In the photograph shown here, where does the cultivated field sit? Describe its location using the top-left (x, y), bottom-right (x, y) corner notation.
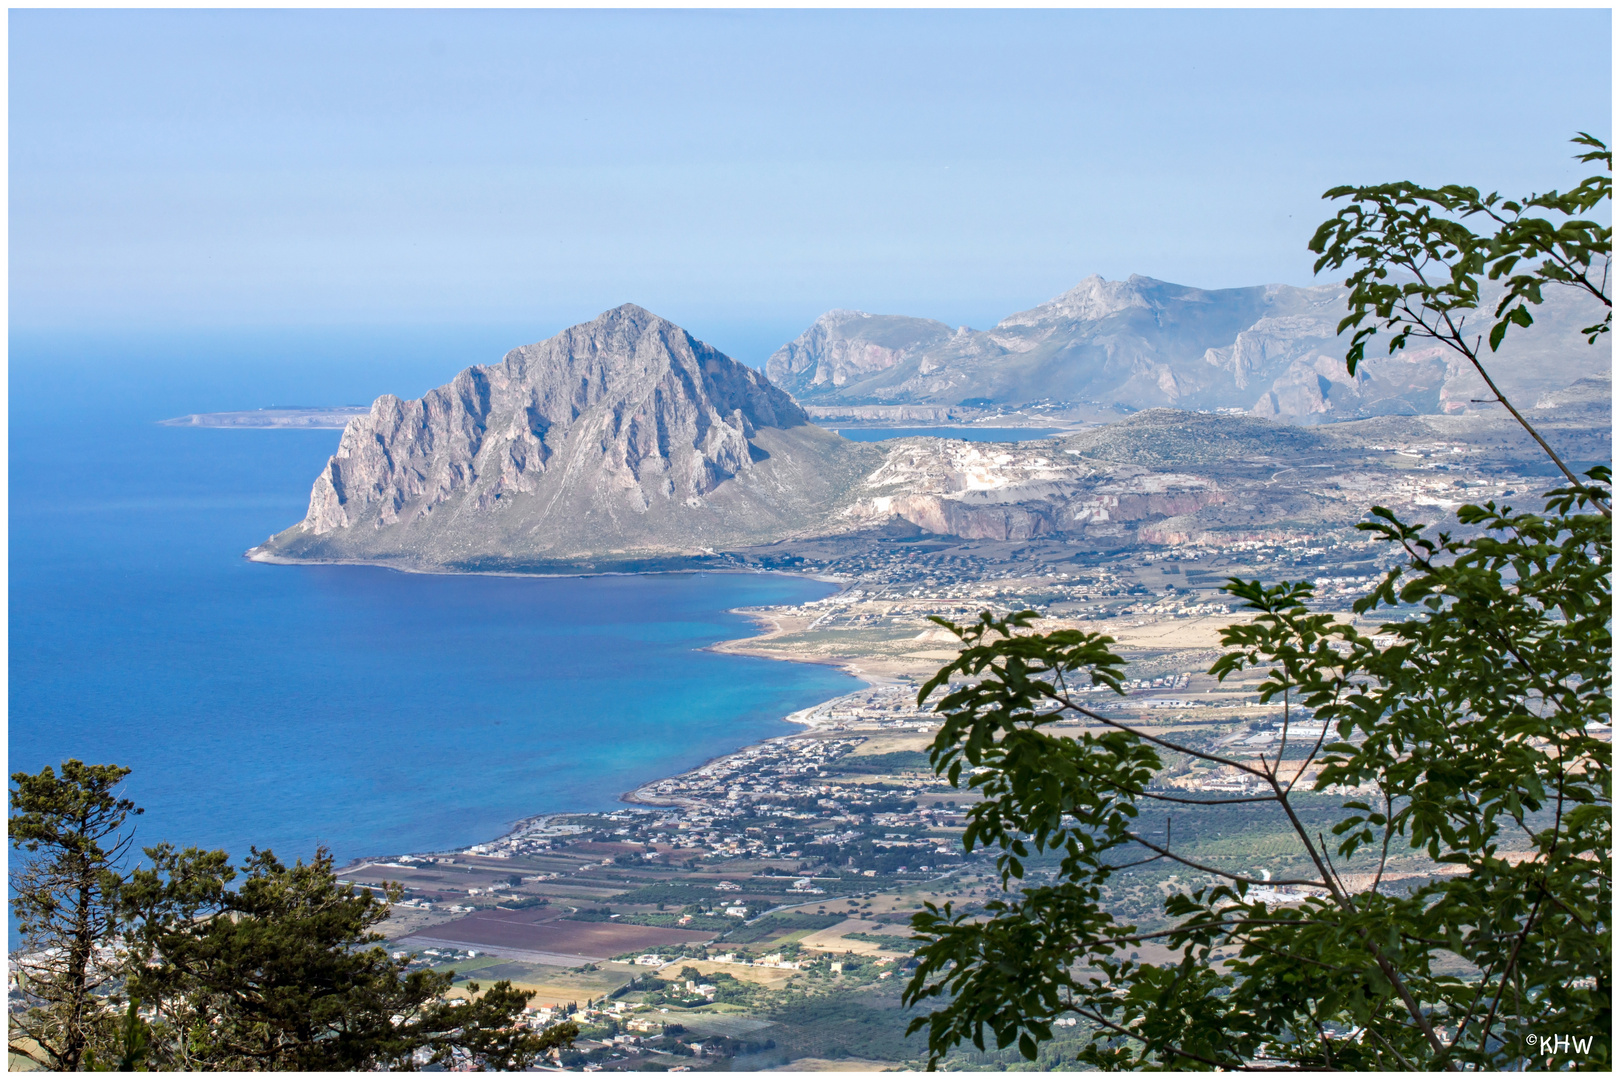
top-left (401, 910), bottom-right (713, 963)
top-left (438, 958), bottom-right (637, 1008)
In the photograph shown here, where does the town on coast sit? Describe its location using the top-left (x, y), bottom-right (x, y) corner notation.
top-left (332, 491), bottom-right (1575, 1070)
top-left (269, 291), bottom-right (1615, 1068)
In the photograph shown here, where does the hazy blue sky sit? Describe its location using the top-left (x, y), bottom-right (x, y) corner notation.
top-left (10, 8), bottom-right (1612, 360)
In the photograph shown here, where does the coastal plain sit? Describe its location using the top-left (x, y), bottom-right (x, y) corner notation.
top-left (332, 395), bottom-right (1608, 1069)
top-left (244, 296), bottom-right (1608, 1068)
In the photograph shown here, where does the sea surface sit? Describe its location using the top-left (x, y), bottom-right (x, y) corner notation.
top-left (830, 426), bottom-right (1061, 442)
top-left (9, 328), bottom-right (862, 868)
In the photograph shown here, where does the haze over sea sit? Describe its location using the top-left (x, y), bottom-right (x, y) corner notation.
top-left (9, 326), bottom-right (863, 866)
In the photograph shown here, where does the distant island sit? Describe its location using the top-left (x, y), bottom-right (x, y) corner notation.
top-left (159, 406), bottom-right (370, 429)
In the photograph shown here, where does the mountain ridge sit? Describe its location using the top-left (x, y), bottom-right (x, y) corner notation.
top-left (255, 303), bottom-right (1609, 573)
top-left (766, 274), bottom-right (1610, 424)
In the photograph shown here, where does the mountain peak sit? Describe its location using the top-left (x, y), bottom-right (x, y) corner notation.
top-left (589, 302), bottom-right (664, 326)
top-left (766, 272), bottom-right (1608, 422)
top-left (996, 274), bottom-right (1156, 328)
top-left (253, 307), bottom-right (879, 568)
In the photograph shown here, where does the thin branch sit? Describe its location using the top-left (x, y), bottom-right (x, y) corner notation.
top-left (1028, 732), bottom-right (1277, 808)
top-left (1236, 937), bottom-right (1358, 976)
top-left (1049, 691), bottom-right (1272, 779)
top-left (1070, 1006), bottom-right (1239, 1070)
top-left (1318, 833), bottom-right (1353, 900)
top-left (1363, 1021), bottom-right (1418, 1071)
top-left (1371, 790), bottom-right (1395, 895)
top-left (1275, 686), bottom-right (1291, 776)
top-left (1411, 262), bottom-right (1600, 504)
top-left (1310, 1009), bottom-right (1338, 1070)
top-left (1538, 889), bottom-right (1595, 935)
top-left (1120, 832), bottom-right (1320, 888)
top-left (1137, 789), bottom-right (1280, 807)
top-left (1472, 885), bottom-right (1548, 1066)
top-left (1262, 771), bottom-right (1455, 1064)
top-left (1082, 917), bottom-right (1329, 949)
top-left (1445, 955), bottom-right (1503, 1062)
top-left (1285, 693), bottom-right (1339, 794)
top-left (1103, 852), bottom-right (1166, 872)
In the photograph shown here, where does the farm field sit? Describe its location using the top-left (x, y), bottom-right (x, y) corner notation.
top-left (401, 910), bottom-right (714, 963)
top-left (796, 918), bottom-right (909, 957)
top-left (435, 957), bottom-right (638, 1008)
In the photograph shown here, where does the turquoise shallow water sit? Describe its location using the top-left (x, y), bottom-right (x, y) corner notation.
top-left (9, 329), bottom-right (862, 865)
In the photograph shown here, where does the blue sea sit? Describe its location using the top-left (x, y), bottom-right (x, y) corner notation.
top-left (830, 426), bottom-right (1061, 442)
top-left (9, 327), bottom-right (862, 867)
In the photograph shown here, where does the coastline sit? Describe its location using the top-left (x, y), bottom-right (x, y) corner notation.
top-left (627, 599), bottom-right (940, 814)
top-left (409, 684), bottom-right (895, 863)
top-left (488, 613), bottom-right (944, 867)
top-left (615, 699), bottom-right (849, 812)
top-left (702, 604), bottom-right (878, 681)
top-left (252, 547), bottom-right (879, 856)
top-left (527, 602), bottom-right (893, 840)
top-left (246, 546), bottom-right (849, 587)
top-left (343, 652), bottom-right (880, 870)
top-left (304, 563), bottom-right (877, 861)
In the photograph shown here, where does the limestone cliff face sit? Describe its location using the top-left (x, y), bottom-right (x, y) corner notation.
top-left (766, 310), bottom-right (956, 391)
top-left (258, 305), bottom-right (880, 567)
top-left (839, 432), bottom-right (1227, 543)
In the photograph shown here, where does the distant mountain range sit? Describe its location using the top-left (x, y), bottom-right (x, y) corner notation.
top-left (254, 301), bottom-right (1609, 571)
top-left (766, 274), bottom-right (1611, 424)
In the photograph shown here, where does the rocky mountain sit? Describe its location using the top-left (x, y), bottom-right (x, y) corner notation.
top-left (254, 303), bottom-right (1607, 572)
top-left (826, 400), bottom-right (1611, 549)
top-left (252, 305), bottom-right (881, 570)
top-left (767, 275), bottom-right (1611, 424)
top-left (1533, 371), bottom-right (1612, 420)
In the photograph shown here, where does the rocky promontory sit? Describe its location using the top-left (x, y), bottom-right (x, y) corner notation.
top-left (252, 305), bottom-right (881, 570)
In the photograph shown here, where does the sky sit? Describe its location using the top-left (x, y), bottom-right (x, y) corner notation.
top-left (9, 8), bottom-right (1614, 364)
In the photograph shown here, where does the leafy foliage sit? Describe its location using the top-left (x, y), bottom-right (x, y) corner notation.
top-left (114, 843), bottom-right (571, 1070)
top-left (8, 761), bottom-right (142, 1071)
top-left (1308, 133), bottom-right (1611, 496)
top-left (902, 475), bottom-right (1610, 1070)
top-left (8, 767), bottom-right (579, 1071)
